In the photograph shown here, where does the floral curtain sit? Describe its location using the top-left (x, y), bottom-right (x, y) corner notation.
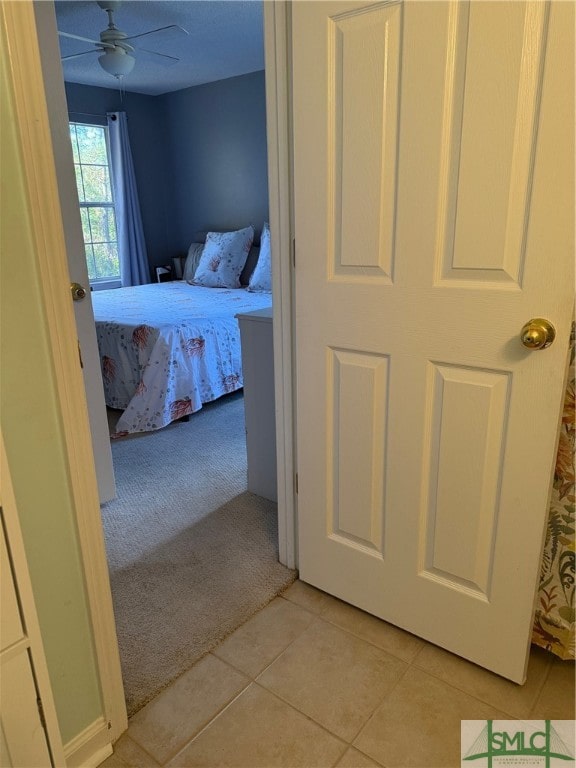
top-left (532, 323), bottom-right (575, 660)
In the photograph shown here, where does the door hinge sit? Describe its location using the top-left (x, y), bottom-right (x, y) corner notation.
top-left (37, 696), bottom-right (47, 730)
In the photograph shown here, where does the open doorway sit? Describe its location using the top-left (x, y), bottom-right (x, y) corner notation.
top-left (35, 1), bottom-right (296, 720)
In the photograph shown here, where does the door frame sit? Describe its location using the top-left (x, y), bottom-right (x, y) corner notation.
top-left (264, 0), bottom-right (298, 570)
top-left (3, 0), bottom-right (298, 745)
top-left (2, 0), bottom-right (127, 744)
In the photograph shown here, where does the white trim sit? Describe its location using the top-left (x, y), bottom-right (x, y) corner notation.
top-left (1, 0), bottom-right (127, 744)
top-left (63, 718), bottom-right (113, 768)
top-left (264, 1), bottom-right (298, 569)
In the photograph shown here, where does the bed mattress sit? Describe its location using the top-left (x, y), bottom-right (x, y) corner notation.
top-left (91, 281), bottom-right (272, 436)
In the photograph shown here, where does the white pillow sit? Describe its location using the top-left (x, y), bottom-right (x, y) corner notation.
top-left (193, 226), bottom-right (254, 288)
top-left (247, 223), bottom-right (272, 292)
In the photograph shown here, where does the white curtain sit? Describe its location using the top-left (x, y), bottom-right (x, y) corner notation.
top-left (107, 111), bottom-right (150, 286)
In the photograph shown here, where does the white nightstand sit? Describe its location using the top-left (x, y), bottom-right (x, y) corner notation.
top-left (236, 308), bottom-right (277, 502)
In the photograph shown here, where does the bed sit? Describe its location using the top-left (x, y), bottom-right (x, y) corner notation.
top-left (92, 281), bottom-right (272, 437)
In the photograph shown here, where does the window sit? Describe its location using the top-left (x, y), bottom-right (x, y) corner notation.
top-left (69, 122), bottom-right (119, 283)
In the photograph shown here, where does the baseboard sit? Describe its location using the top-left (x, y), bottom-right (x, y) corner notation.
top-left (64, 717), bottom-right (113, 768)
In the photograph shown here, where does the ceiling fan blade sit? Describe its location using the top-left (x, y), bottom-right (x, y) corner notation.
top-left (58, 30), bottom-right (114, 48)
top-left (123, 24), bottom-right (189, 43)
top-left (134, 47), bottom-right (180, 66)
top-left (61, 50), bottom-right (99, 62)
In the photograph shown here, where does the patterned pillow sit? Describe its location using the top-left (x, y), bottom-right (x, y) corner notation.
top-left (193, 227), bottom-right (254, 288)
top-left (183, 243), bottom-right (205, 283)
top-left (247, 223), bottom-right (272, 292)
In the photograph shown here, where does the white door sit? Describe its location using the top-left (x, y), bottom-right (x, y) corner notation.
top-left (0, 530), bottom-right (53, 768)
top-left (293, 0), bottom-right (574, 683)
top-left (0, 437), bottom-right (66, 767)
top-left (33, 1), bottom-right (116, 503)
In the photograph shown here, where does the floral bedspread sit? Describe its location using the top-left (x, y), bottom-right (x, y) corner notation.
top-left (92, 282), bottom-right (272, 436)
top-left (532, 323), bottom-right (575, 660)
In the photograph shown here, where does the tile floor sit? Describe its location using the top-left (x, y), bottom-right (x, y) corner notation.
top-left (103, 580), bottom-right (575, 768)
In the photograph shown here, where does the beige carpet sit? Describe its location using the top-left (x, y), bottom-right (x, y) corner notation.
top-left (102, 393), bottom-right (296, 716)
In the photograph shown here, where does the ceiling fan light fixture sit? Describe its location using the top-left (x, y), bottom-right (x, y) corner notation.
top-left (96, 0), bottom-right (122, 11)
top-left (98, 48), bottom-right (135, 78)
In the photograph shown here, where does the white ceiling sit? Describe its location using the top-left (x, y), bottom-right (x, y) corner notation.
top-left (54, 0), bottom-right (264, 96)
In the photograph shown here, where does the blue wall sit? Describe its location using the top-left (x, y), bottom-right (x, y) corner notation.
top-left (160, 70), bottom-right (269, 254)
top-left (64, 70), bottom-right (269, 273)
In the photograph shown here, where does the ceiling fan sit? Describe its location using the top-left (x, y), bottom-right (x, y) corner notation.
top-left (58, 0), bottom-right (189, 80)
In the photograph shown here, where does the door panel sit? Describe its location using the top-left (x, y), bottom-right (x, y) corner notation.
top-left (421, 364), bottom-right (509, 597)
top-left (329, 2), bottom-right (401, 282)
top-left (293, 0), bottom-right (574, 682)
top-left (439, 3), bottom-right (546, 283)
top-left (0, 653), bottom-right (52, 768)
top-left (329, 348), bottom-right (389, 553)
top-left (1, 435), bottom-right (65, 767)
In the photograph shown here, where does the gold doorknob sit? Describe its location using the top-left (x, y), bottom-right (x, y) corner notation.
top-left (70, 282), bottom-right (87, 301)
top-left (520, 318), bottom-right (555, 350)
